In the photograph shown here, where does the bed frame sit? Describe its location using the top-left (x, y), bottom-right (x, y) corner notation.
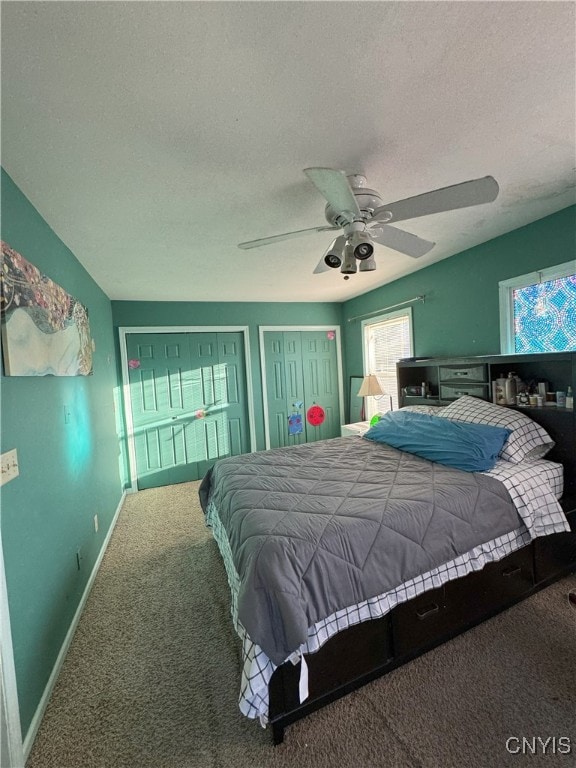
top-left (268, 353), bottom-right (576, 744)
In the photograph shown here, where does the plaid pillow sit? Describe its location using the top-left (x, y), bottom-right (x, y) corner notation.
top-left (436, 395), bottom-right (554, 463)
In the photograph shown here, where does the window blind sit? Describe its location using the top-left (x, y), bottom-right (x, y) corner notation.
top-left (364, 312), bottom-right (412, 417)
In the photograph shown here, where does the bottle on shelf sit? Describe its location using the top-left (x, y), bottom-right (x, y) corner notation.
top-left (566, 386), bottom-right (574, 410)
top-left (494, 375), bottom-right (507, 405)
top-left (505, 372), bottom-right (517, 405)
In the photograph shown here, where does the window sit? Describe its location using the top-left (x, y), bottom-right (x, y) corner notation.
top-left (499, 261), bottom-right (576, 353)
top-left (362, 308), bottom-right (413, 418)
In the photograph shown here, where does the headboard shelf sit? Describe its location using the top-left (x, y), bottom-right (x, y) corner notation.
top-left (397, 352), bottom-right (576, 496)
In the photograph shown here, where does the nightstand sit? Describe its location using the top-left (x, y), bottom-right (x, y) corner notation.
top-left (341, 421), bottom-right (371, 437)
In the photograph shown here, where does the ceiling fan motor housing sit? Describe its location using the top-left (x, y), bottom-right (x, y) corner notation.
top-left (324, 178), bottom-right (384, 226)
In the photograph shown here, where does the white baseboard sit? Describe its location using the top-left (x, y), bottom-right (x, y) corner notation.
top-left (22, 491), bottom-right (126, 760)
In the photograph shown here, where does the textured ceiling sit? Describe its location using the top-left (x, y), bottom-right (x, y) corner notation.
top-left (1, 1), bottom-right (575, 303)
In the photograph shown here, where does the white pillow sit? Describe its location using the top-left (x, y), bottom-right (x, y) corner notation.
top-left (436, 395), bottom-right (554, 463)
top-left (400, 405), bottom-right (446, 415)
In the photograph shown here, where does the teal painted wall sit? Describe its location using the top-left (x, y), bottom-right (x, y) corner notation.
top-left (342, 206), bottom-right (576, 382)
top-left (0, 170), bottom-right (124, 737)
top-left (111, 301), bottom-right (344, 456)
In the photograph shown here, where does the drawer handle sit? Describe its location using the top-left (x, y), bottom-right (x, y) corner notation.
top-left (502, 565), bottom-right (522, 578)
top-left (454, 390), bottom-right (469, 396)
top-left (416, 603), bottom-right (440, 620)
top-left (453, 372), bottom-right (470, 377)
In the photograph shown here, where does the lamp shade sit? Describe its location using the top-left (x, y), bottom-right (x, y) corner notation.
top-left (357, 374), bottom-right (385, 397)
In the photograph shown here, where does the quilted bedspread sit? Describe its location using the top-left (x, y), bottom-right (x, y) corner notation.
top-left (199, 436), bottom-right (521, 665)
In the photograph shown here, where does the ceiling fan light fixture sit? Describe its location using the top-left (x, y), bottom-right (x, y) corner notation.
top-left (359, 255), bottom-right (377, 272)
top-left (322, 234), bottom-right (347, 269)
top-left (325, 253), bottom-right (342, 269)
top-left (354, 241), bottom-right (374, 260)
top-left (345, 228), bottom-right (374, 261)
top-left (340, 242), bottom-right (357, 274)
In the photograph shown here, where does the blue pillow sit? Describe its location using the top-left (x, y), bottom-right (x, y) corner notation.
top-left (363, 410), bottom-right (511, 472)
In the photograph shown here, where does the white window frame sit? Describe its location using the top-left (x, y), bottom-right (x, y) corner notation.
top-left (499, 260), bottom-right (576, 353)
top-left (361, 307), bottom-right (413, 419)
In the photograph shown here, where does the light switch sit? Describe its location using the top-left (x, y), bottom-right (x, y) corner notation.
top-left (1, 449), bottom-right (19, 485)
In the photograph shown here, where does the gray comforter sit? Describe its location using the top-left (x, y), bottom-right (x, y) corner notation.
top-left (199, 436), bottom-right (521, 666)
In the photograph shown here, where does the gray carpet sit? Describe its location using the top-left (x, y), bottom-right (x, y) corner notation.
top-left (26, 481), bottom-right (576, 768)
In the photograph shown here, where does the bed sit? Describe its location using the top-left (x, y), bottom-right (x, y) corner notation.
top-left (199, 392), bottom-right (576, 744)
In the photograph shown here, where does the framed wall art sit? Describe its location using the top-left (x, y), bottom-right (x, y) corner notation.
top-left (0, 241), bottom-right (93, 376)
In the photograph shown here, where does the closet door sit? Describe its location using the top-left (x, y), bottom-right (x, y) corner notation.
top-left (263, 331), bottom-right (306, 448)
top-left (126, 332), bottom-right (249, 489)
top-left (186, 332), bottom-right (250, 479)
top-left (301, 331), bottom-right (340, 443)
top-left (263, 330), bottom-right (341, 449)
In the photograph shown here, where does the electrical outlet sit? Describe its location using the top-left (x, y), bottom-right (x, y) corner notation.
top-left (1, 449), bottom-right (19, 486)
top-left (94, 514), bottom-right (99, 533)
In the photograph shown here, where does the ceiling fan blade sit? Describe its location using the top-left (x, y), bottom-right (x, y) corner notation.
top-left (370, 224), bottom-right (435, 258)
top-left (303, 167), bottom-right (361, 221)
top-left (371, 176), bottom-right (499, 224)
top-left (238, 225), bottom-right (338, 250)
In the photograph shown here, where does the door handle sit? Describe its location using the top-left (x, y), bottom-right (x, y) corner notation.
top-left (416, 603), bottom-right (440, 620)
top-left (501, 565), bottom-right (522, 578)
top-left (172, 411), bottom-right (208, 421)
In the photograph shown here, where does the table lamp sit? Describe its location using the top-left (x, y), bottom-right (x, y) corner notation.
top-left (357, 375), bottom-right (392, 422)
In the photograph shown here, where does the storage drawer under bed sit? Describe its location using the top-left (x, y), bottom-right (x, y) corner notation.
top-left (392, 584), bottom-right (449, 656)
top-left (270, 613), bottom-right (394, 716)
top-left (533, 529), bottom-right (576, 584)
top-left (392, 545), bottom-right (534, 657)
top-left (444, 544), bottom-right (534, 625)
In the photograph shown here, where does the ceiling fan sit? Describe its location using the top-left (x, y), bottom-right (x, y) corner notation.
top-left (238, 168), bottom-right (499, 277)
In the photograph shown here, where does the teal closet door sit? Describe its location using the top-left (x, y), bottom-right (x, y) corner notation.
top-left (127, 332), bottom-right (249, 489)
top-left (263, 331), bottom-right (306, 448)
top-left (263, 330), bottom-right (340, 449)
top-left (301, 331), bottom-right (340, 443)
top-left (186, 332), bottom-right (250, 479)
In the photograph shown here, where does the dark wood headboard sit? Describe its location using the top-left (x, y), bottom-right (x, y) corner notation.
top-left (397, 352), bottom-right (576, 503)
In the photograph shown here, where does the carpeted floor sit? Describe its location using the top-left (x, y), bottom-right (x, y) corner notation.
top-left (26, 481), bottom-right (576, 768)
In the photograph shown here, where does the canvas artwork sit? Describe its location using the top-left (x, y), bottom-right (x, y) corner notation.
top-left (0, 241), bottom-right (93, 376)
